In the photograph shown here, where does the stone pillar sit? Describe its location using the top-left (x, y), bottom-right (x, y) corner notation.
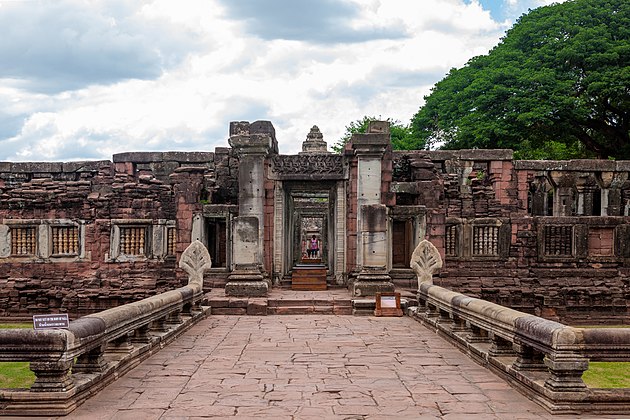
top-left (544, 352), bottom-right (588, 392)
top-left (351, 121), bottom-right (394, 296)
top-left (272, 181), bottom-right (284, 286)
top-left (575, 177), bottom-right (596, 216)
top-left (30, 359), bottom-right (75, 392)
top-left (334, 181), bottom-right (346, 285)
top-left (548, 171), bottom-right (576, 216)
top-left (597, 171), bottom-right (628, 216)
top-left (225, 121), bottom-right (278, 296)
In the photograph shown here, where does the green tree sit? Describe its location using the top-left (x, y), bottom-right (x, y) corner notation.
top-left (412, 0), bottom-right (630, 159)
top-left (332, 116), bottom-right (423, 153)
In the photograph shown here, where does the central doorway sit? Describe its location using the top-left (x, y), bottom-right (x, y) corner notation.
top-left (281, 181), bottom-right (337, 284)
top-left (291, 192), bottom-right (329, 267)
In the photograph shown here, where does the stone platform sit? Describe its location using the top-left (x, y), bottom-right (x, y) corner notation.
top-left (204, 288), bottom-right (418, 316)
top-left (63, 315), bottom-right (556, 419)
top-left (205, 288), bottom-right (354, 315)
top-left (291, 264), bottom-right (327, 291)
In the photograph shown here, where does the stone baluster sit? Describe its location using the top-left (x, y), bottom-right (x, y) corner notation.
top-left (426, 303), bottom-right (439, 319)
top-left (130, 323), bottom-right (152, 345)
top-left (451, 314), bottom-right (470, 333)
top-left (466, 324), bottom-right (490, 343)
top-left (182, 302), bottom-right (194, 316)
top-left (488, 334), bottom-right (516, 357)
top-left (106, 333), bottom-right (134, 356)
top-left (544, 353), bottom-right (588, 392)
top-left (73, 344), bottom-right (107, 373)
top-left (438, 309), bottom-right (452, 325)
top-left (166, 308), bottom-right (183, 326)
top-left (151, 317), bottom-right (168, 332)
top-left (512, 342), bottom-right (546, 371)
top-left (416, 294), bottom-right (427, 311)
top-left (30, 359), bottom-right (75, 392)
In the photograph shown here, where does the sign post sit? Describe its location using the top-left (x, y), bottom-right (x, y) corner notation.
top-left (374, 292), bottom-right (403, 317)
top-left (33, 314), bottom-right (69, 330)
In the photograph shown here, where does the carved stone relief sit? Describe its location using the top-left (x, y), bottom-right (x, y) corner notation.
top-left (179, 240), bottom-right (212, 287)
top-left (410, 239), bottom-right (443, 287)
top-left (270, 155), bottom-right (344, 180)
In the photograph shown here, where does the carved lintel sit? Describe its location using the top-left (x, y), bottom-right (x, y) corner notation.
top-left (270, 155), bottom-right (344, 180)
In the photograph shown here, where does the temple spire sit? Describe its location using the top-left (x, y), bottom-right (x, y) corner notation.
top-left (300, 125), bottom-right (329, 154)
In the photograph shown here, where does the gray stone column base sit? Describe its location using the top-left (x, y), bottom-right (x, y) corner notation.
top-left (352, 270), bottom-right (394, 296)
top-left (225, 270), bottom-right (269, 297)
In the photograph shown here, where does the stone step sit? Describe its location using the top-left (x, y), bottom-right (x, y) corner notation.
top-left (291, 267), bottom-right (327, 291)
top-left (206, 291), bottom-right (355, 316)
top-left (291, 284), bottom-right (327, 291)
top-left (267, 298), bottom-right (352, 307)
top-left (267, 306), bottom-right (353, 315)
top-left (268, 297), bottom-right (352, 315)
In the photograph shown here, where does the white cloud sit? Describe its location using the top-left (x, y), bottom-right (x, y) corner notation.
top-left (0, 0), bottom-right (543, 161)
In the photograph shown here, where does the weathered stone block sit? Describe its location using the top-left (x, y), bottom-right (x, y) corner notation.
top-left (247, 299), bottom-right (267, 315)
top-left (352, 280), bottom-right (394, 297)
top-left (361, 204), bottom-right (387, 232)
top-left (228, 298), bottom-right (248, 308)
top-left (212, 307), bottom-right (247, 315)
top-left (232, 217), bottom-right (259, 266)
top-left (225, 281), bottom-right (268, 297)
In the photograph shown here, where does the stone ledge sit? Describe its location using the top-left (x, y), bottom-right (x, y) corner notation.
top-left (225, 281), bottom-right (269, 297)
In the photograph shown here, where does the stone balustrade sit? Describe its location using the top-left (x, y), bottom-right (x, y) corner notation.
top-left (0, 240), bottom-right (212, 416)
top-left (413, 282), bottom-right (630, 414)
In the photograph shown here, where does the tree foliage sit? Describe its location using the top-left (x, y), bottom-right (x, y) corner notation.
top-left (332, 116), bottom-right (423, 153)
top-left (411, 0), bottom-right (630, 159)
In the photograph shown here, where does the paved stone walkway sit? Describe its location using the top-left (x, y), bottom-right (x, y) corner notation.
top-left (65, 315), bottom-right (559, 419)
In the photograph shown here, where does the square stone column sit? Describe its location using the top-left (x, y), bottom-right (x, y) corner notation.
top-left (351, 121), bottom-right (394, 296)
top-left (225, 216), bottom-right (267, 296)
top-left (353, 204), bottom-right (394, 296)
top-left (225, 121), bottom-right (277, 296)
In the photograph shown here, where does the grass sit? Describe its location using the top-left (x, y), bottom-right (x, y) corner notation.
top-left (0, 323), bottom-right (33, 329)
top-left (0, 362), bottom-right (35, 389)
top-left (0, 323), bottom-right (35, 389)
top-left (573, 326), bottom-right (630, 388)
top-left (582, 362), bottom-right (630, 389)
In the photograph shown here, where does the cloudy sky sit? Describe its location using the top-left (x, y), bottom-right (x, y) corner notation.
top-left (0, 0), bottom-right (562, 161)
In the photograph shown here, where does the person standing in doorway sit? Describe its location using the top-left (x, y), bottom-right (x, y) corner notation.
top-left (309, 235), bottom-right (319, 258)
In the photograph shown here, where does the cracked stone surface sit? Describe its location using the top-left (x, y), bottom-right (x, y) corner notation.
top-left (62, 316), bottom-right (575, 419)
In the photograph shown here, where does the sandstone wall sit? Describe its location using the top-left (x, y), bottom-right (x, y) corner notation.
top-left (0, 150), bottom-right (237, 318)
top-left (1, 141), bottom-right (629, 325)
top-left (392, 150), bottom-right (630, 325)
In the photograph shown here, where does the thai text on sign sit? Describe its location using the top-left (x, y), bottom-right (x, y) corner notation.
top-left (33, 314), bottom-right (69, 330)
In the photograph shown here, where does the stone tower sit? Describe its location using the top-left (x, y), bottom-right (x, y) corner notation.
top-left (300, 125), bottom-right (329, 154)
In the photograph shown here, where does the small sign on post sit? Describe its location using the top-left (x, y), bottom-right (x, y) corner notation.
top-left (374, 292), bottom-right (403, 317)
top-left (33, 314), bottom-right (69, 330)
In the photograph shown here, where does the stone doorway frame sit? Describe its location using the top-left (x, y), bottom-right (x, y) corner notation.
top-left (272, 180), bottom-right (346, 286)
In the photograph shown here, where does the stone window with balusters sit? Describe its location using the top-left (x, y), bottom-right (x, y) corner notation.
top-left (0, 220), bottom-right (84, 260)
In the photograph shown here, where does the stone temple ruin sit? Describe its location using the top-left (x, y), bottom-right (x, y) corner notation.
top-left (1, 120), bottom-right (630, 416)
top-left (0, 121), bottom-right (630, 323)
top-left (0, 119), bottom-right (629, 325)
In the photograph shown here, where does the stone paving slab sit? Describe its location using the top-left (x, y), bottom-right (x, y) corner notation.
top-left (56, 315), bottom-right (607, 419)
